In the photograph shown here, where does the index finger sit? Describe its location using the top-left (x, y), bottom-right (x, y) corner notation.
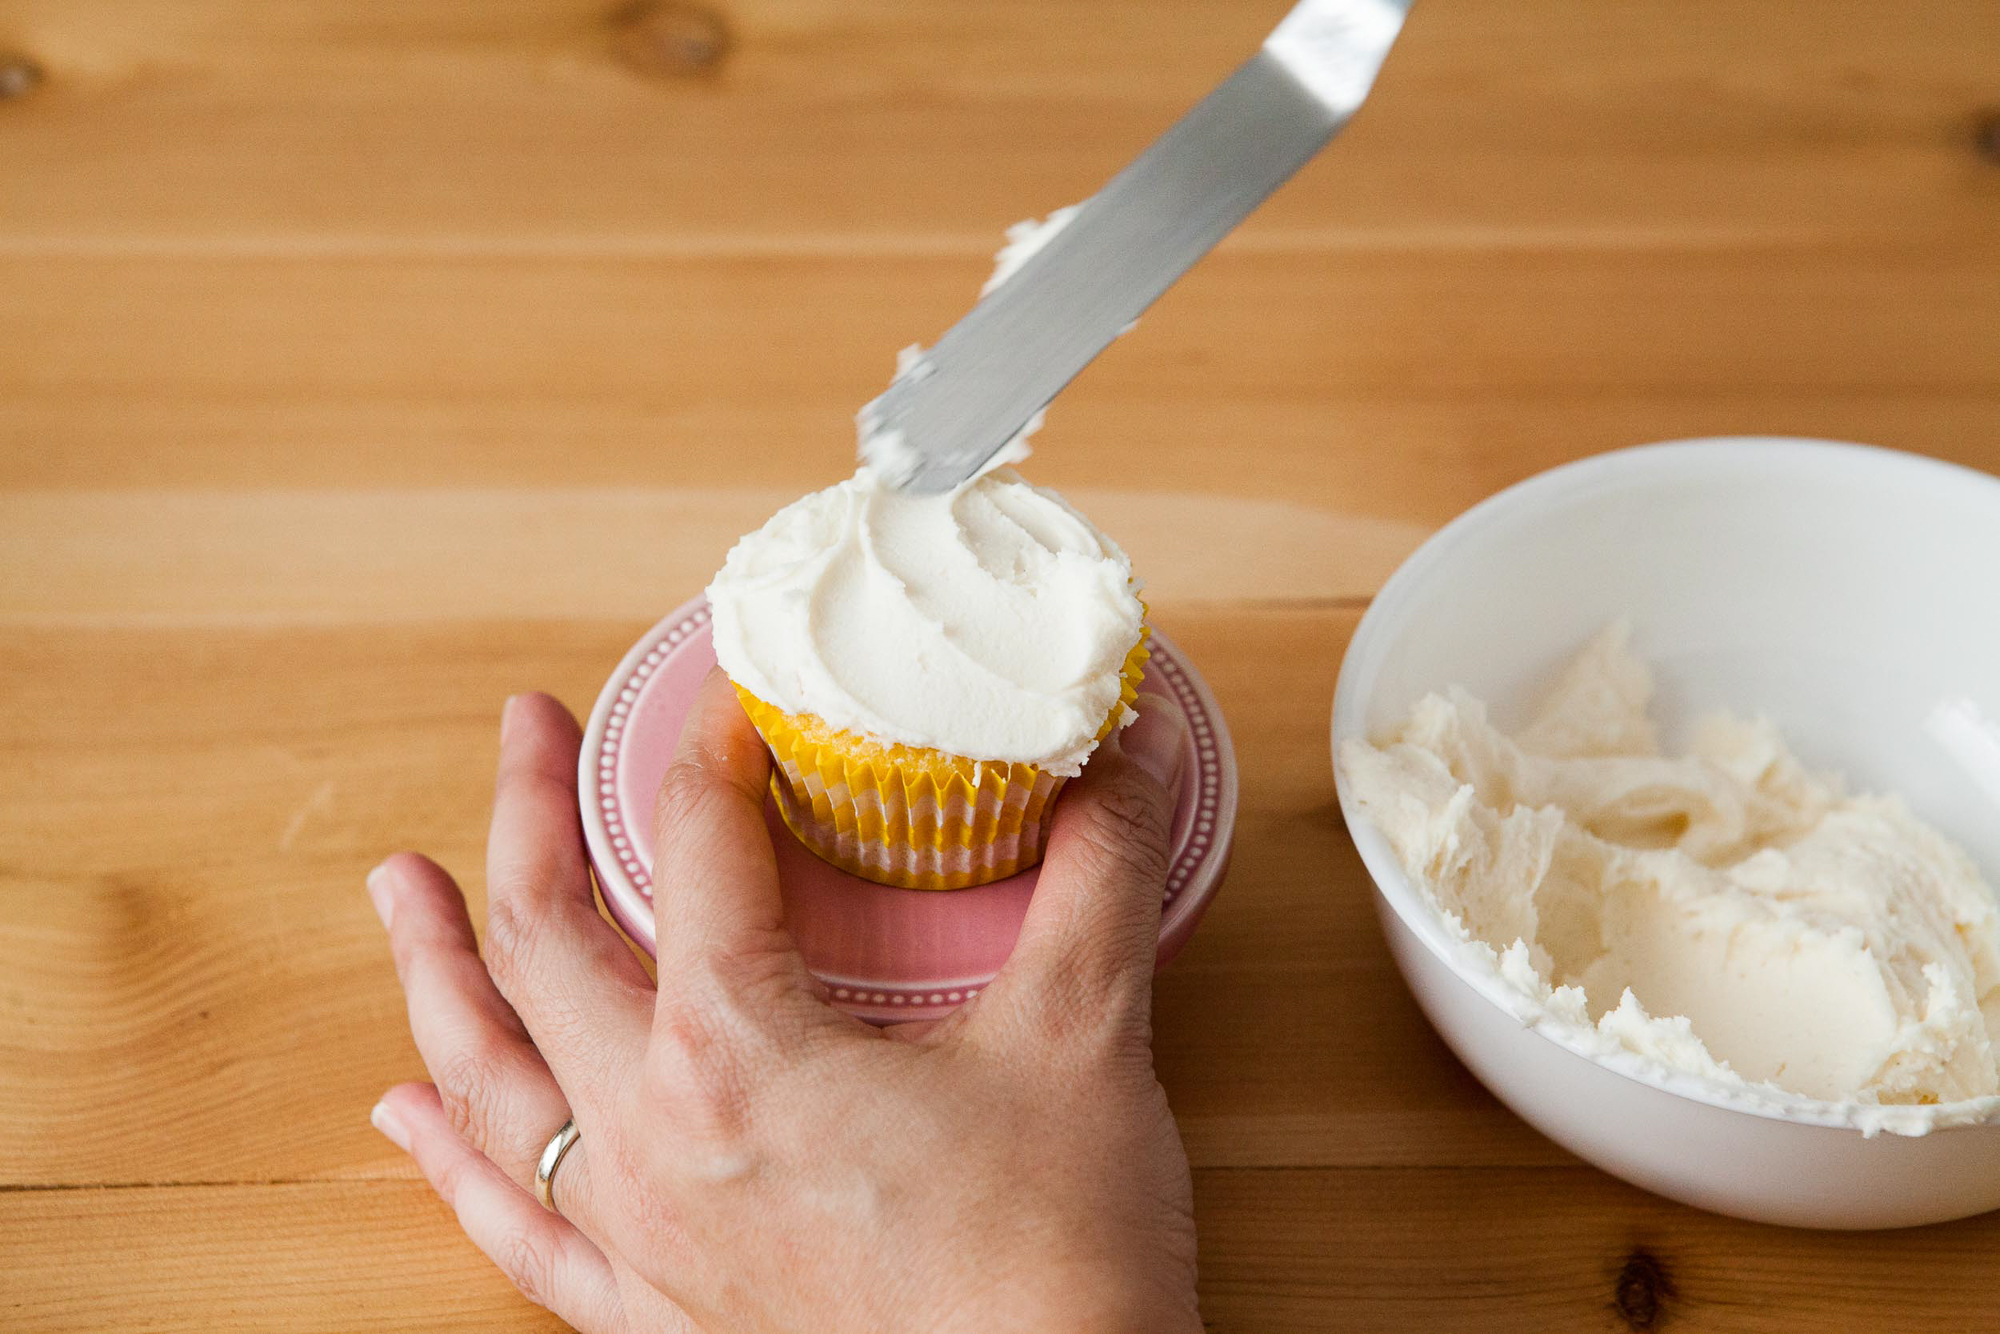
top-left (650, 668), bottom-right (809, 1003)
top-left (483, 694), bottom-right (654, 1100)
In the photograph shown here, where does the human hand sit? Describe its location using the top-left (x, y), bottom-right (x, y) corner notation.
top-left (367, 670), bottom-right (1200, 1333)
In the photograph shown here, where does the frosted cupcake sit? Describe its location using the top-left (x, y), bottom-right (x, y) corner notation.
top-left (706, 455), bottom-right (1147, 890)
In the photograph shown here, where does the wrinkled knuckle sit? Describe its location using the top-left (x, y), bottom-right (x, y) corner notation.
top-left (1086, 773), bottom-right (1175, 882)
top-left (497, 1228), bottom-right (560, 1310)
top-left (657, 744), bottom-right (765, 839)
top-left (436, 1043), bottom-right (516, 1150)
top-left (1064, 928), bottom-right (1144, 1000)
top-left (481, 893), bottom-right (545, 991)
top-left (1029, 935), bottom-right (1155, 1054)
top-left (702, 938), bottom-right (806, 1009)
top-left (654, 759), bottom-right (719, 835)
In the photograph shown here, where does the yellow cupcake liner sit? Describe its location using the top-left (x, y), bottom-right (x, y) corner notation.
top-left (736, 627), bottom-right (1149, 891)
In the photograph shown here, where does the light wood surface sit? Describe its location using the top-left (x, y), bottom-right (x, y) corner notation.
top-left (3, 0), bottom-right (1997, 1329)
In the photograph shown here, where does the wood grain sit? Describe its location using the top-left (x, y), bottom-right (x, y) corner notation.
top-left (5, 0), bottom-right (2000, 1328)
top-left (9, 393), bottom-right (2000, 511)
top-left (6, 248), bottom-right (1997, 523)
top-left (10, 1169), bottom-right (2000, 1333)
top-left (1191, 1166), bottom-right (2000, 1332)
top-left (0, 494), bottom-right (1424, 623)
top-left (4, 1), bottom-right (1996, 251)
top-left (0, 1183), bottom-right (573, 1334)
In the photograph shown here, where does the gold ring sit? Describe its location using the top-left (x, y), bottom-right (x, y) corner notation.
top-left (534, 1118), bottom-right (581, 1214)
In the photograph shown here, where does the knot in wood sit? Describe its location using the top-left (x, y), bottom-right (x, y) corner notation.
top-left (0, 54), bottom-right (44, 101)
top-left (1613, 1248), bottom-right (1676, 1331)
top-left (611, 1), bottom-right (731, 80)
top-left (1975, 109), bottom-right (2000, 166)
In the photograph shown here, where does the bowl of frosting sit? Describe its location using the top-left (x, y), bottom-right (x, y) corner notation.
top-left (1332, 437), bottom-right (2000, 1228)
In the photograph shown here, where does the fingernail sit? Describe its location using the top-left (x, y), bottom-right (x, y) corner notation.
top-left (500, 694), bottom-right (525, 745)
top-left (370, 1098), bottom-right (412, 1153)
top-left (365, 860), bottom-right (396, 930)
top-left (1122, 705), bottom-right (1188, 793)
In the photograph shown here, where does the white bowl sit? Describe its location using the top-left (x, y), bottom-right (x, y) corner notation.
top-left (1331, 438), bottom-right (2000, 1229)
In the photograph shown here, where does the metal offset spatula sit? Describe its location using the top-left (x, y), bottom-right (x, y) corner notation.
top-left (859, 0), bottom-right (1414, 494)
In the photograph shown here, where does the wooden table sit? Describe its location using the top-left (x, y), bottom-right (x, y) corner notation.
top-left (4, 1), bottom-right (1998, 1328)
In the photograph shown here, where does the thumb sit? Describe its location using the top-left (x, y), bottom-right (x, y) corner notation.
top-left (985, 703), bottom-right (1182, 1036)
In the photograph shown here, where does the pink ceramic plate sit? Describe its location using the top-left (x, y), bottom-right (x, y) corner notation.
top-left (581, 597), bottom-right (1237, 1022)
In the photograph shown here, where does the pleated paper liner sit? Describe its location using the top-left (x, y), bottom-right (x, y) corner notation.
top-left (735, 629), bottom-right (1149, 890)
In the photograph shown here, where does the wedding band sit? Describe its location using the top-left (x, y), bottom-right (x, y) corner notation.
top-left (534, 1118), bottom-right (582, 1214)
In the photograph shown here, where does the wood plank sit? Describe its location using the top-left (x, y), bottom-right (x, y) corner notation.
top-left (1190, 1165), bottom-right (2000, 1332)
top-left (13, 250), bottom-right (1995, 400)
top-left (0, 1181), bottom-right (568, 1334)
top-left (9, 396), bottom-right (2000, 532)
top-left (6, 249), bottom-right (1998, 525)
top-left (9, 1168), bottom-right (2000, 1332)
top-left (3, 1), bottom-right (1996, 251)
top-left (0, 490), bottom-right (1420, 624)
top-left (0, 609), bottom-right (1574, 1186)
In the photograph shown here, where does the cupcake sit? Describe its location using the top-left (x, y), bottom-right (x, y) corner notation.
top-left (705, 456), bottom-right (1147, 890)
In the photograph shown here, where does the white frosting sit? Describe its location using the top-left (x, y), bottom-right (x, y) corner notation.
top-left (981, 205), bottom-right (1079, 294)
top-left (856, 344), bottom-right (1048, 496)
top-left (1340, 623), bottom-right (2000, 1135)
top-left (706, 458), bottom-right (1143, 775)
top-left (856, 207), bottom-right (1080, 484)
